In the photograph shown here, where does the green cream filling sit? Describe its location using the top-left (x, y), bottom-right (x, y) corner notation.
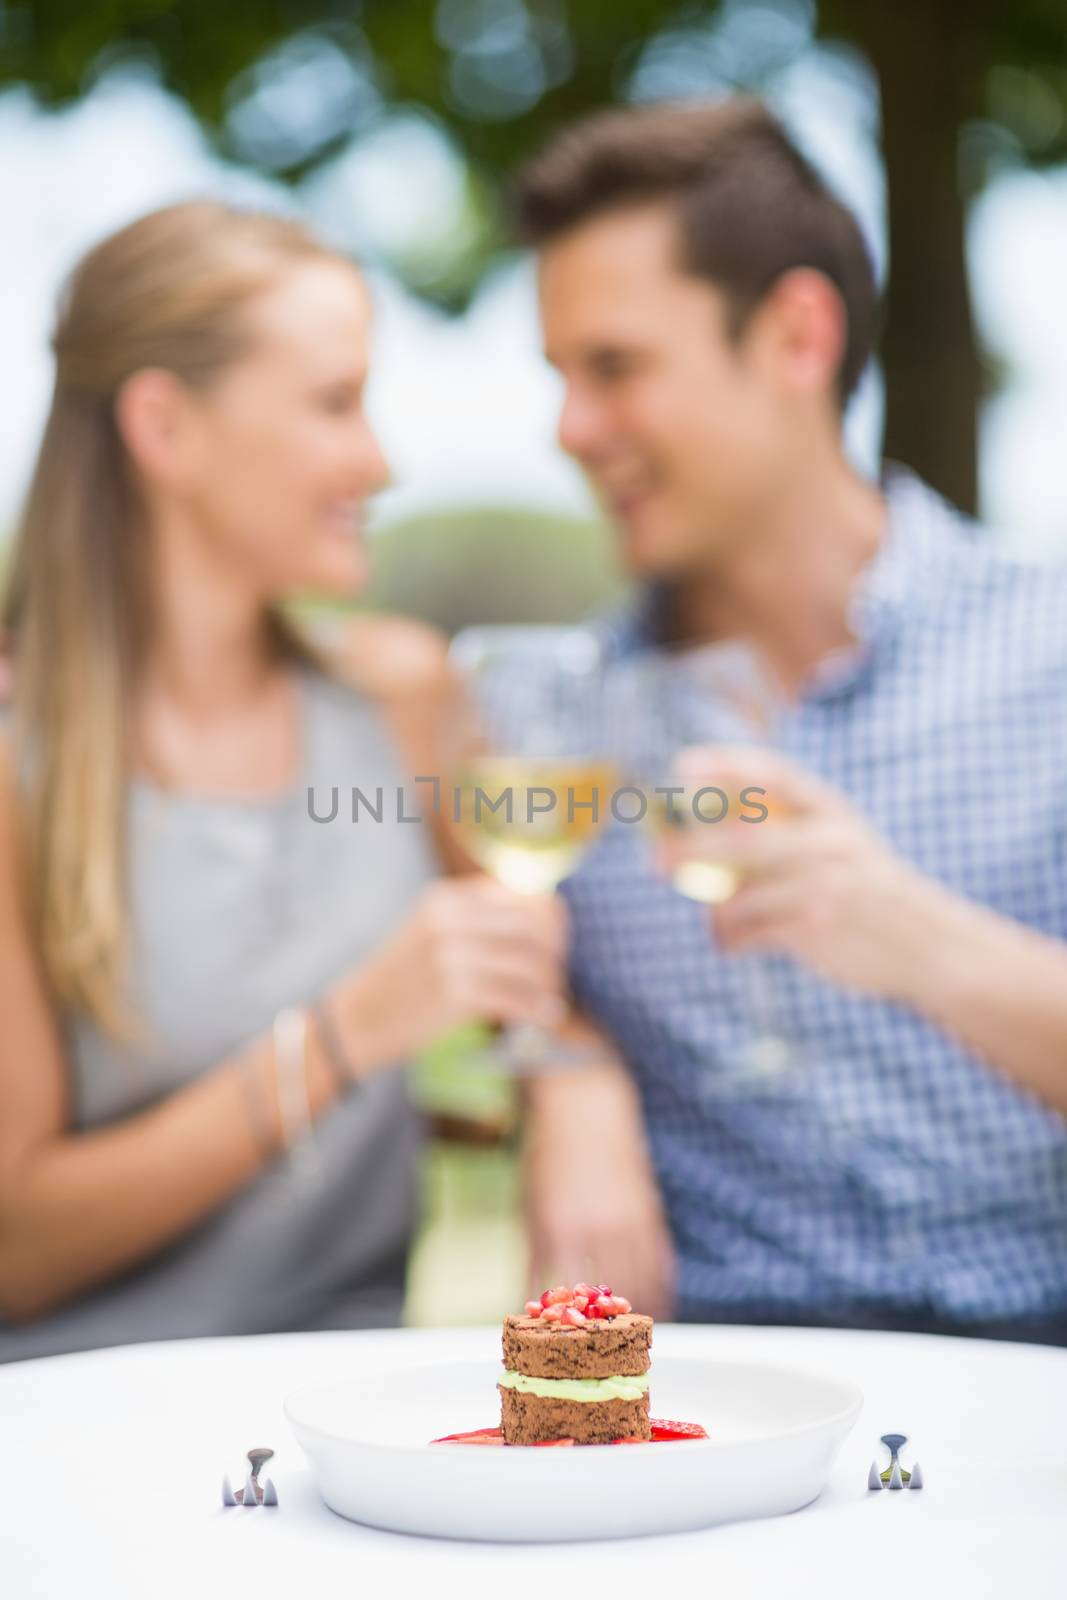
top-left (498, 1370), bottom-right (650, 1403)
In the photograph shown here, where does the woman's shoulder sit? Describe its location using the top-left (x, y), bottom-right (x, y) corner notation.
top-left (307, 613), bottom-right (455, 803)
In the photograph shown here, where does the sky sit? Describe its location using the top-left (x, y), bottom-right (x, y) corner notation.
top-left (1, 57), bottom-right (1066, 558)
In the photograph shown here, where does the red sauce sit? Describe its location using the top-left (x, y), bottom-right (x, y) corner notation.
top-left (431, 1419), bottom-right (708, 1446)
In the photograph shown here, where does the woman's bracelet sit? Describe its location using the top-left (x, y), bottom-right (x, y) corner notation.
top-left (311, 995), bottom-right (362, 1094)
top-left (237, 999), bottom-right (355, 1176)
top-left (272, 1005), bottom-right (321, 1190)
top-left (239, 1045), bottom-right (278, 1162)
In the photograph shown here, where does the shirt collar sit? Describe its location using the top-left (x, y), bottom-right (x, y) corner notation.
top-left (613, 467), bottom-right (965, 701)
top-left (808, 465), bottom-right (968, 698)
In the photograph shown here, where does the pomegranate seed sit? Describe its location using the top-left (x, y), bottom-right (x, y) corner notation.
top-left (561, 1305), bottom-right (587, 1326)
top-left (611, 1295), bottom-right (632, 1314)
top-left (595, 1284), bottom-right (612, 1296)
top-left (571, 1295), bottom-right (589, 1312)
top-left (546, 1285), bottom-right (572, 1305)
top-left (540, 1302), bottom-right (565, 1322)
top-left (572, 1282), bottom-right (597, 1300)
top-left (524, 1301), bottom-right (542, 1318)
top-left (593, 1294), bottom-right (614, 1316)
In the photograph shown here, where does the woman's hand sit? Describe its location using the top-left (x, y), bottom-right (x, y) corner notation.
top-left (522, 1052), bottom-right (677, 1322)
top-left (333, 876), bottom-right (569, 1075)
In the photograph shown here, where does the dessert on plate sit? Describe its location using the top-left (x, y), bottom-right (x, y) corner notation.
top-left (430, 1284), bottom-right (707, 1446)
top-left (499, 1284), bottom-right (652, 1445)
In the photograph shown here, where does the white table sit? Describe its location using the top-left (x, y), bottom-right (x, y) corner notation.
top-left (2, 1323), bottom-right (1063, 1598)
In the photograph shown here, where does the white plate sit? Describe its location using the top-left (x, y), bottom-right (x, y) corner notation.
top-left (285, 1353), bottom-right (863, 1541)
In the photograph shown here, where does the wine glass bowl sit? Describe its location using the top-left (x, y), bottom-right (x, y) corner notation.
top-left (647, 781), bottom-right (790, 905)
top-left (451, 753), bottom-right (617, 896)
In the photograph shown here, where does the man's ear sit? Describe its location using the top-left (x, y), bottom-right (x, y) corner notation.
top-left (757, 267), bottom-right (847, 402)
top-left (114, 368), bottom-right (197, 490)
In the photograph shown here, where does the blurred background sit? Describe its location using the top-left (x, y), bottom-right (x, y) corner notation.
top-left (2, 0), bottom-right (1066, 1322)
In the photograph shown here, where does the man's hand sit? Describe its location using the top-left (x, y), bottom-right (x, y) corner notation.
top-left (665, 746), bottom-right (960, 1005)
top-left (522, 1051), bottom-right (676, 1322)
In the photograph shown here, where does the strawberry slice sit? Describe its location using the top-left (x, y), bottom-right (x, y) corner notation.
top-left (531, 1437), bottom-right (576, 1447)
top-left (649, 1419), bottom-right (709, 1440)
top-left (608, 1435), bottom-right (647, 1445)
top-left (431, 1425), bottom-right (504, 1444)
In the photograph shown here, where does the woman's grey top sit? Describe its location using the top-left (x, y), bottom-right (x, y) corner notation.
top-left (0, 666), bottom-right (436, 1361)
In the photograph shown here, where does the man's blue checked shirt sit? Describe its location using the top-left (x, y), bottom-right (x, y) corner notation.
top-left (562, 470), bottom-right (1067, 1323)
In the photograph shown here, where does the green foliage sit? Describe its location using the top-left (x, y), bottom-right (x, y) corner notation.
top-left (406, 1139), bottom-right (524, 1325)
top-left (411, 1021), bottom-right (517, 1125)
top-left (6, 1), bottom-right (1065, 503)
top-left (363, 503), bottom-right (625, 632)
top-left (6, 2), bottom-right (1066, 273)
top-left (293, 503), bottom-right (626, 635)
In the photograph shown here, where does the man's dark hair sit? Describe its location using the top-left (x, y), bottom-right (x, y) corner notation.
top-left (513, 98), bottom-right (878, 406)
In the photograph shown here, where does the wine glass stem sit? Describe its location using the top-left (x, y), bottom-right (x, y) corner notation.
top-left (738, 954), bottom-right (791, 1077)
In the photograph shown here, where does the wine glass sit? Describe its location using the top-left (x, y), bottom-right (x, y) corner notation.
top-left (447, 625), bottom-right (616, 1072)
top-left (605, 638), bottom-right (794, 1088)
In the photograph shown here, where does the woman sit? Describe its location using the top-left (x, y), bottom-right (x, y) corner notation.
top-left (0, 202), bottom-right (571, 1359)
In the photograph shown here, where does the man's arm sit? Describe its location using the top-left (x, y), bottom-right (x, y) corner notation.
top-left (888, 880), bottom-right (1067, 1116)
top-left (521, 1011), bottom-right (677, 1320)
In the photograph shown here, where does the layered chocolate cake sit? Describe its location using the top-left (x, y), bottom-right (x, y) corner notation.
top-left (498, 1284), bottom-right (653, 1445)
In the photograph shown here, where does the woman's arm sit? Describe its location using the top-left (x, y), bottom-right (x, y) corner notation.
top-left (0, 740), bottom-right (567, 1321)
top-left (333, 615), bottom-right (678, 1309)
top-left (325, 612), bottom-right (477, 873)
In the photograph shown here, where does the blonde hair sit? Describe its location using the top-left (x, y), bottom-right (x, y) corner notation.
top-left (2, 201), bottom-right (350, 1035)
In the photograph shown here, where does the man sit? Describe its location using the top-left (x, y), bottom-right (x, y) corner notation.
top-left (519, 99), bottom-right (1067, 1341)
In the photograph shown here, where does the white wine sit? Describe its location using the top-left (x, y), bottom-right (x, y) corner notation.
top-left (647, 786), bottom-right (784, 904)
top-left (454, 757), bottom-right (616, 893)
top-left (670, 857), bottom-right (743, 905)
